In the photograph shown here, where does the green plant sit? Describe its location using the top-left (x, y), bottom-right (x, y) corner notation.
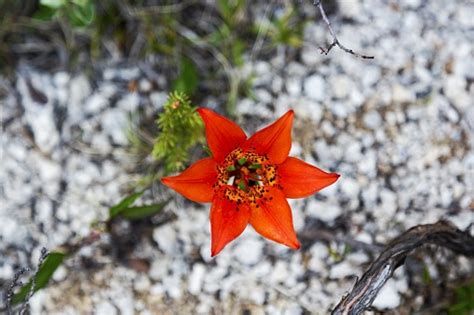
top-left (34, 0), bottom-right (95, 27)
top-left (152, 92), bottom-right (204, 174)
top-left (448, 281), bottom-right (474, 315)
top-left (265, 6), bottom-right (304, 48)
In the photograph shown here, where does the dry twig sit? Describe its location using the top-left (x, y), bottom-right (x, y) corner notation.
top-left (331, 221), bottom-right (474, 315)
top-left (314, 0), bottom-right (374, 59)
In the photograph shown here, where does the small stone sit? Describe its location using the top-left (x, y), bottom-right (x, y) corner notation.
top-left (95, 301), bottom-right (118, 315)
top-left (392, 84), bottom-right (415, 104)
top-left (304, 75), bottom-right (326, 101)
top-left (340, 177), bottom-right (360, 199)
top-left (286, 78), bottom-right (302, 96)
top-left (254, 88), bottom-right (273, 104)
top-left (150, 92), bottom-right (168, 109)
top-left (330, 75), bottom-right (352, 99)
top-left (373, 280), bottom-right (401, 309)
top-left (363, 110), bottom-right (382, 129)
top-left (338, 0), bottom-right (362, 18)
top-left (139, 79), bottom-right (152, 92)
top-left (101, 109), bottom-right (128, 145)
top-left (134, 275), bottom-right (151, 292)
top-left (306, 199), bottom-right (341, 222)
top-left (188, 263), bottom-right (206, 295)
top-left (153, 225), bottom-right (177, 255)
top-left (329, 261), bottom-right (355, 279)
top-left (301, 44), bottom-right (323, 66)
top-left (233, 237), bottom-right (263, 265)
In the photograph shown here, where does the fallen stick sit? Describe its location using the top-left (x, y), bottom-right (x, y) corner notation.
top-left (331, 220), bottom-right (474, 315)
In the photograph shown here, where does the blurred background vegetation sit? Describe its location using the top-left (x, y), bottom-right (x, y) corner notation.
top-left (0, 0), bottom-right (313, 115)
top-left (0, 0), bottom-right (317, 179)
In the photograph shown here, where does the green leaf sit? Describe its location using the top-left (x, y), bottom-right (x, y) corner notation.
top-left (40, 0), bottom-right (65, 9)
top-left (109, 191), bottom-right (145, 219)
top-left (172, 58), bottom-right (199, 95)
top-left (12, 252), bottom-right (66, 305)
top-left (120, 202), bottom-right (167, 220)
top-left (33, 4), bottom-right (58, 21)
top-left (66, 0), bottom-right (95, 27)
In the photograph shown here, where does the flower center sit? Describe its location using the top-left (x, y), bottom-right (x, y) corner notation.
top-left (225, 157), bottom-right (263, 192)
top-left (214, 148), bottom-right (279, 195)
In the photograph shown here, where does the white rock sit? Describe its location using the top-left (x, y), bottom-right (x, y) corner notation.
top-left (404, 0), bottom-right (421, 9)
top-left (101, 109), bottom-right (129, 145)
top-left (153, 225), bottom-right (177, 255)
top-left (139, 79), bottom-right (152, 92)
top-left (304, 75), bottom-right (326, 101)
top-left (269, 261), bottom-right (289, 284)
top-left (254, 88), bottom-right (273, 104)
top-left (233, 237), bottom-right (263, 265)
top-left (283, 303), bottom-right (303, 315)
top-left (306, 199), bottom-right (341, 222)
top-left (338, 0), bottom-right (362, 18)
top-left (150, 91), bottom-right (167, 109)
top-left (286, 78), bottom-right (302, 96)
top-left (188, 263), bottom-right (206, 295)
top-left (340, 177), bottom-right (360, 199)
top-left (301, 44), bottom-right (323, 66)
top-left (373, 280), bottom-right (401, 309)
top-left (54, 71), bottom-right (70, 87)
top-left (292, 98), bottom-right (323, 123)
top-left (329, 102), bottom-right (351, 118)
top-left (25, 108), bottom-right (59, 153)
top-left (363, 110), bottom-right (382, 129)
top-left (329, 261), bottom-right (355, 279)
top-left (330, 75), bottom-right (352, 99)
top-left (392, 84), bottom-right (415, 104)
top-left (362, 66), bottom-right (381, 87)
top-left (85, 93), bottom-right (108, 114)
top-left (134, 275), bottom-right (151, 292)
top-left (117, 92), bottom-right (140, 112)
top-left (272, 75), bottom-right (284, 93)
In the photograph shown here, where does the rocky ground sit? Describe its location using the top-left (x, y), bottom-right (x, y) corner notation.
top-left (1, 0), bottom-right (473, 314)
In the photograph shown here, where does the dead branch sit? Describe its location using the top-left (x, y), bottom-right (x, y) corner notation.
top-left (313, 0), bottom-right (374, 59)
top-left (4, 247), bottom-right (50, 315)
top-left (331, 220), bottom-right (474, 315)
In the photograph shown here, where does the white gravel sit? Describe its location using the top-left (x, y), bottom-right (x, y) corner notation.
top-left (1, 0), bottom-right (473, 314)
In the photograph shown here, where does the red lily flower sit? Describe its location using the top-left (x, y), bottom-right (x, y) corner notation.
top-left (162, 108), bottom-right (339, 256)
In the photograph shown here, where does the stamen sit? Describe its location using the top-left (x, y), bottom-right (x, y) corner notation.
top-left (227, 176), bottom-right (235, 186)
top-left (238, 157), bottom-right (247, 165)
top-left (226, 165), bottom-right (237, 172)
top-left (237, 180), bottom-right (247, 191)
top-left (248, 163), bottom-right (261, 170)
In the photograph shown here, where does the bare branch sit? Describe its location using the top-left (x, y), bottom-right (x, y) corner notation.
top-left (3, 248), bottom-right (50, 315)
top-left (331, 220), bottom-right (474, 315)
top-left (5, 267), bottom-right (29, 315)
top-left (314, 0), bottom-right (374, 59)
top-left (20, 248), bottom-right (49, 315)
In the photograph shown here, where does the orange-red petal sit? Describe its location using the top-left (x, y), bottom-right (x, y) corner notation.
top-left (249, 187), bottom-right (300, 249)
top-left (279, 157), bottom-right (340, 198)
top-left (243, 110), bottom-right (294, 164)
top-left (197, 108), bottom-right (247, 163)
top-left (161, 158), bottom-right (217, 203)
top-left (210, 187), bottom-right (251, 256)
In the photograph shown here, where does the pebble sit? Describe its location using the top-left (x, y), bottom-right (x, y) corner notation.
top-left (233, 237), bottom-right (264, 265)
top-left (188, 264), bottom-right (206, 295)
top-left (372, 280), bottom-right (401, 309)
top-left (153, 225), bottom-right (177, 255)
top-left (304, 75), bottom-right (326, 101)
top-left (306, 199), bottom-right (341, 222)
